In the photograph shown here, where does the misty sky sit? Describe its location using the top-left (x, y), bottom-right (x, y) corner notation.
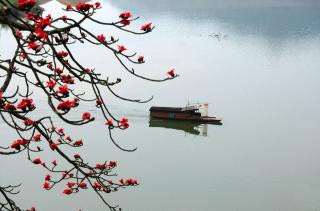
top-left (110, 0), bottom-right (320, 11)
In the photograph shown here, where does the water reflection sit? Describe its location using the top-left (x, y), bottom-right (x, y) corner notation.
top-left (149, 118), bottom-right (216, 136)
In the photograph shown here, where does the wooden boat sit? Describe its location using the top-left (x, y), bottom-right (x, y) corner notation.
top-left (149, 104), bottom-right (222, 124)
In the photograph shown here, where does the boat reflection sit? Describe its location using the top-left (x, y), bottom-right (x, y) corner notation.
top-left (149, 118), bottom-right (221, 136)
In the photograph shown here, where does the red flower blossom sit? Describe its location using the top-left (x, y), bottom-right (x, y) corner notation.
top-left (52, 160), bottom-right (57, 166)
top-left (74, 154), bottom-right (81, 159)
top-left (43, 182), bottom-right (50, 190)
top-left (73, 139), bottom-right (83, 146)
top-left (75, 2), bottom-right (92, 12)
top-left (61, 15), bottom-right (67, 22)
top-left (58, 84), bottom-right (69, 95)
top-left (97, 34), bottom-right (106, 43)
top-left (49, 142), bottom-right (58, 151)
top-left (24, 119), bottom-right (34, 126)
top-left (54, 68), bottom-right (63, 74)
top-left (61, 74), bottom-right (74, 84)
top-left (119, 12), bottom-right (132, 20)
top-left (17, 98), bottom-right (35, 111)
top-left (67, 182), bottom-right (75, 188)
top-left (17, 0), bottom-right (36, 10)
top-left (57, 128), bottom-right (64, 134)
top-left (57, 51), bottom-right (68, 58)
top-left (117, 45), bottom-right (127, 53)
top-left (28, 42), bottom-right (42, 52)
top-left (66, 136), bottom-right (72, 142)
top-left (109, 160), bottom-right (117, 167)
top-left (19, 53), bottom-right (25, 60)
top-left (33, 157), bottom-right (42, 164)
top-left (96, 99), bottom-right (102, 106)
top-left (93, 182), bottom-right (102, 189)
top-left (119, 178), bottom-right (124, 184)
top-left (94, 2), bottom-right (101, 7)
top-left (167, 69), bottom-right (175, 77)
top-left (105, 119), bottom-right (113, 126)
top-left (96, 163), bottom-right (106, 170)
top-left (138, 55), bottom-right (144, 63)
top-left (141, 22), bottom-right (152, 32)
top-left (125, 178), bottom-right (138, 185)
top-left (15, 31), bottom-right (23, 39)
top-left (78, 182), bottom-right (87, 189)
top-left (57, 100), bottom-right (76, 111)
top-left (45, 174), bottom-right (51, 181)
top-left (35, 28), bottom-right (48, 40)
top-left (120, 19), bottom-right (131, 26)
top-left (66, 4), bottom-right (72, 10)
top-left (82, 112), bottom-right (91, 120)
top-left (119, 118), bottom-right (129, 128)
top-left (4, 103), bottom-right (16, 111)
top-left (46, 80), bottom-right (56, 89)
top-left (63, 188), bottom-right (73, 195)
top-left (33, 134), bottom-right (41, 141)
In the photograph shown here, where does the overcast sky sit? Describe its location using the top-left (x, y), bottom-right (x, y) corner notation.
top-left (110, 0), bottom-right (320, 11)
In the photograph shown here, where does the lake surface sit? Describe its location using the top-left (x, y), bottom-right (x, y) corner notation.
top-left (1, 1), bottom-right (320, 210)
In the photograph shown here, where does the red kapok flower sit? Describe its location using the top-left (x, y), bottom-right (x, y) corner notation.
top-left (94, 2), bottom-right (101, 7)
top-left (57, 51), bottom-right (68, 58)
top-left (73, 139), bottom-right (83, 146)
top-left (75, 2), bottom-right (92, 12)
top-left (120, 19), bottom-right (131, 26)
top-left (46, 80), bottom-right (56, 89)
top-left (105, 119), bottom-right (113, 126)
top-left (15, 31), bottom-right (23, 39)
top-left (119, 12), bottom-right (132, 20)
top-left (138, 55), bottom-right (144, 63)
top-left (78, 182), bottom-right (87, 189)
top-left (82, 112), bottom-right (91, 120)
top-left (109, 160), bottom-right (117, 167)
top-left (45, 174), bottom-right (51, 181)
top-left (66, 4), bottom-right (72, 10)
top-left (117, 45), bottom-right (127, 53)
top-left (33, 157), bottom-right (42, 164)
top-left (119, 118), bottom-right (129, 128)
top-left (24, 119), bottom-right (34, 126)
top-left (52, 160), bottom-right (57, 166)
top-left (141, 22), bottom-right (152, 32)
top-left (17, 0), bottom-right (36, 10)
top-left (33, 134), bottom-right (41, 141)
top-left (93, 182), bottom-right (102, 189)
top-left (67, 182), bottom-right (75, 188)
top-left (97, 34), bottom-right (106, 43)
top-left (63, 188), bottom-right (73, 195)
top-left (167, 69), bottom-right (175, 77)
top-left (96, 99), bottom-right (102, 106)
top-left (43, 182), bottom-right (50, 190)
top-left (61, 15), bottom-right (67, 22)
top-left (4, 103), bottom-right (16, 111)
top-left (58, 84), bottom-right (69, 95)
top-left (49, 142), bottom-right (58, 151)
top-left (74, 154), bottom-right (81, 159)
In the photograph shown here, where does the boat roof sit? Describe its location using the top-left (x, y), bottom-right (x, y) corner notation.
top-left (149, 106), bottom-right (198, 112)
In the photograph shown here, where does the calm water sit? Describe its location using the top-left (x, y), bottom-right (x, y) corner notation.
top-left (1, 1), bottom-right (320, 210)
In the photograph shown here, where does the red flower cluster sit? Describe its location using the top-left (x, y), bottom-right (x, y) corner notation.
top-left (28, 42), bottom-right (42, 52)
top-left (75, 2), bottom-right (93, 12)
top-left (141, 23), bottom-right (152, 32)
top-left (73, 139), bottom-right (83, 146)
top-left (24, 119), bottom-right (34, 126)
top-left (63, 188), bottom-right (73, 195)
top-left (58, 84), bottom-right (69, 95)
top-left (33, 134), bottom-right (41, 141)
top-left (138, 55), bottom-right (144, 63)
top-left (97, 34), bottom-right (106, 43)
top-left (78, 182), bottom-right (87, 189)
top-left (118, 45), bottom-right (127, 53)
top-left (11, 139), bottom-right (29, 150)
top-left (105, 119), bottom-right (113, 126)
top-left (61, 74), bottom-right (74, 84)
top-left (119, 12), bottom-right (132, 20)
top-left (17, 0), bottom-right (36, 10)
top-left (58, 51), bottom-right (68, 58)
top-left (46, 80), bottom-right (56, 89)
top-left (82, 112), bottom-right (91, 120)
top-left (119, 118), bottom-right (129, 128)
top-left (119, 178), bottom-right (138, 185)
top-left (4, 103), bottom-right (16, 111)
top-left (43, 182), bottom-right (50, 190)
top-left (33, 157), bottom-right (42, 164)
top-left (17, 98), bottom-right (35, 111)
top-left (167, 69), bottom-right (175, 77)
top-left (57, 99), bottom-right (78, 111)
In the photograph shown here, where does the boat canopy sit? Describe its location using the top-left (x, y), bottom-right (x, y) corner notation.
top-left (149, 106), bottom-right (198, 112)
